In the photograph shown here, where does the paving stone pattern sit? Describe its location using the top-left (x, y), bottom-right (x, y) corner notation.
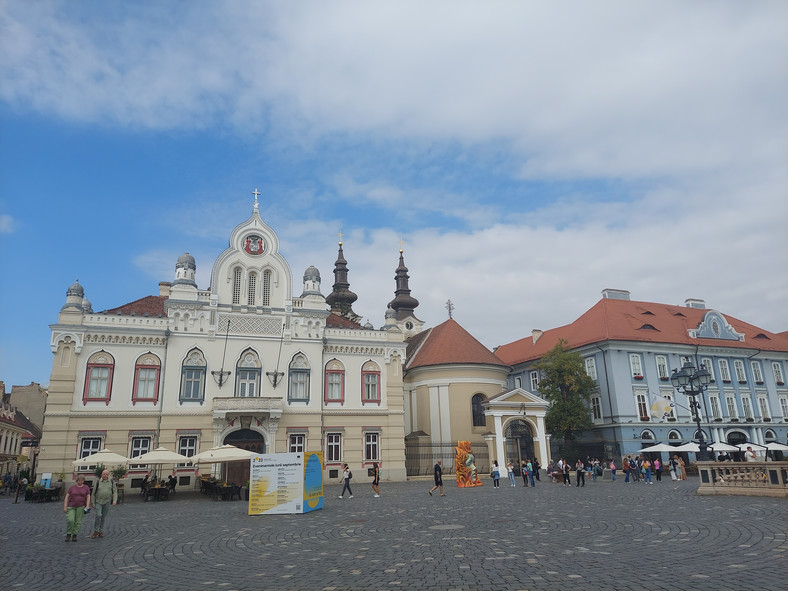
top-left (1, 477), bottom-right (786, 591)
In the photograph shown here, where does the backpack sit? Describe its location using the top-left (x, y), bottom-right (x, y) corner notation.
top-left (348, 471), bottom-right (352, 479)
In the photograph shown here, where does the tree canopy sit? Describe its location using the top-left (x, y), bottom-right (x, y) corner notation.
top-left (534, 339), bottom-right (597, 443)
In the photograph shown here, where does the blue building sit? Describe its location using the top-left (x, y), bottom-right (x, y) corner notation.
top-left (494, 289), bottom-right (788, 461)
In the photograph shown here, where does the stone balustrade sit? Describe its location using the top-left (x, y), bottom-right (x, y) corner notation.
top-left (696, 461), bottom-right (788, 498)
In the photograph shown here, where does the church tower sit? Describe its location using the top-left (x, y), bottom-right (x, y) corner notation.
top-left (387, 249), bottom-right (424, 338)
top-left (325, 240), bottom-right (361, 323)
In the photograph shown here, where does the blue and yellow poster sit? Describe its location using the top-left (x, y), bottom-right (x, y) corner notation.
top-left (248, 452), bottom-right (323, 515)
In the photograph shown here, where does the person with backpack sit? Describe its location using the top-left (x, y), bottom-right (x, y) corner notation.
top-left (338, 463), bottom-right (353, 499)
top-left (90, 469), bottom-right (118, 538)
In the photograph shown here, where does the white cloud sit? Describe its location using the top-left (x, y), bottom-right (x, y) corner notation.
top-left (0, 214), bottom-right (14, 234)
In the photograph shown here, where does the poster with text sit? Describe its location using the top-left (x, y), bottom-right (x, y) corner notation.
top-left (248, 453), bottom-right (304, 515)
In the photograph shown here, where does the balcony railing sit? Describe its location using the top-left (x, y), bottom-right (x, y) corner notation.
top-left (696, 461), bottom-right (788, 498)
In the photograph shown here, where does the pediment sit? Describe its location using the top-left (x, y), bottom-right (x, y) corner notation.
top-left (484, 388), bottom-right (545, 407)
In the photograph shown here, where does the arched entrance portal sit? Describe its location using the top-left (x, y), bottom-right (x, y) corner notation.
top-left (223, 429), bottom-right (265, 485)
top-left (505, 420), bottom-right (534, 465)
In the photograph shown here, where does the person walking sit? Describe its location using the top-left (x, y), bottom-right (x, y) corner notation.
top-left (669, 456), bottom-right (679, 481)
top-left (653, 458), bottom-right (662, 482)
top-left (562, 460), bottom-right (571, 486)
top-left (533, 458), bottom-right (541, 482)
top-left (506, 460), bottom-right (516, 487)
top-left (63, 475), bottom-right (91, 542)
top-left (371, 462), bottom-right (381, 497)
top-left (338, 463), bottom-right (353, 498)
top-left (521, 461), bottom-right (530, 487)
top-left (575, 459), bottom-right (585, 487)
top-left (90, 469), bottom-right (118, 538)
top-left (491, 460), bottom-right (501, 488)
top-left (429, 460), bottom-right (444, 496)
top-left (643, 459), bottom-right (653, 484)
top-left (609, 459), bottom-right (617, 481)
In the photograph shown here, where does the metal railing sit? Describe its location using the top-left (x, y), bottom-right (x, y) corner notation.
top-left (404, 441), bottom-right (490, 477)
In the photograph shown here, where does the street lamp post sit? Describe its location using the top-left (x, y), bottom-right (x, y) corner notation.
top-left (671, 360), bottom-right (712, 461)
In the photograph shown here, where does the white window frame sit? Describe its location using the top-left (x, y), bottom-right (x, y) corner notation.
top-left (585, 358), bottom-right (597, 380)
top-left (289, 434), bottom-right (305, 453)
top-left (751, 361), bottom-right (763, 384)
top-left (656, 355), bottom-right (669, 380)
top-left (757, 396), bottom-right (770, 421)
top-left (773, 362), bottom-right (785, 385)
top-left (709, 395), bottom-right (722, 420)
top-left (741, 396), bottom-right (754, 420)
top-left (178, 436), bottom-right (197, 466)
top-left (129, 436), bottom-right (152, 469)
top-left (779, 396), bottom-right (788, 420)
top-left (725, 395), bottom-right (739, 420)
top-left (718, 359), bottom-right (731, 382)
top-left (591, 396), bottom-right (602, 421)
top-left (734, 360), bottom-right (747, 383)
top-left (701, 358), bottom-right (715, 382)
top-left (77, 437), bottom-right (103, 472)
top-left (326, 433), bottom-right (342, 463)
top-left (530, 370), bottom-right (540, 390)
top-left (236, 368), bottom-right (259, 397)
top-left (364, 432), bottom-right (380, 462)
top-left (630, 354), bottom-right (643, 378)
top-left (636, 392), bottom-right (649, 420)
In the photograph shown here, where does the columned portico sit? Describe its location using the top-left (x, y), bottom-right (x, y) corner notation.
top-left (483, 388), bottom-right (550, 467)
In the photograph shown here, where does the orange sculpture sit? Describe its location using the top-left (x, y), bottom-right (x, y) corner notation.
top-left (455, 441), bottom-right (483, 487)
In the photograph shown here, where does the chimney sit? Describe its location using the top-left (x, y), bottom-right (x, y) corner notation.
top-left (532, 329), bottom-right (543, 344)
top-left (601, 288), bottom-right (631, 300)
top-left (159, 282), bottom-right (172, 297)
top-left (684, 298), bottom-right (706, 309)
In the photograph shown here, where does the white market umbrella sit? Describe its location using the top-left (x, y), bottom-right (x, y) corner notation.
top-left (72, 448), bottom-right (129, 466)
top-left (672, 442), bottom-right (700, 453)
top-left (132, 446), bottom-right (191, 464)
top-left (192, 444), bottom-right (256, 463)
top-left (764, 442), bottom-right (788, 452)
top-left (736, 443), bottom-right (767, 451)
top-left (636, 443), bottom-right (677, 453)
top-left (708, 442), bottom-right (739, 452)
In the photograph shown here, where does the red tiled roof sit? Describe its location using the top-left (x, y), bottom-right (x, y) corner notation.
top-left (325, 313), bottom-right (362, 329)
top-left (494, 298), bottom-right (788, 366)
top-left (406, 318), bottom-right (510, 370)
top-left (101, 295), bottom-right (168, 317)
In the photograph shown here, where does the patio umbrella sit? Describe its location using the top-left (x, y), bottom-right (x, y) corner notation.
top-left (764, 442), bottom-right (788, 452)
top-left (636, 443), bottom-right (677, 453)
top-left (672, 442), bottom-right (700, 453)
top-left (132, 446), bottom-right (191, 464)
top-left (192, 444), bottom-right (256, 463)
top-left (72, 448), bottom-right (129, 466)
top-left (736, 442), bottom-right (767, 451)
top-left (708, 442), bottom-right (739, 452)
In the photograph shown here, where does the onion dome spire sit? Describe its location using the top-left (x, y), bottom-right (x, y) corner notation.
top-left (388, 248), bottom-right (419, 320)
top-left (325, 237), bottom-right (359, 321)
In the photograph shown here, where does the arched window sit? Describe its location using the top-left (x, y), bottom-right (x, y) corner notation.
top-left (180, 349), bottom-right (206, 403)
top-left (471, 394), bottom-right (486, 426)
top-left (361, 361), bottom-right (381, 405)
top-left (236, 349), bottom-right (261, 397)
top-left (668, 430), bottom-right (682, 441)
top-left (83, 351), bottom-right (115, 405)
top-left (232, 267), bottom-right (242, 305)
top-left (324, 359), bottom-right (345, 404)
top-left (132, 353), bottom-right (161, 405)
top-left (641, 430), bottom-right (655, 441)
top-left (262, 270), bottom-right (272, 307)
top-left (288, 353), bottom-right (310, 403)
top-left (247, 272), bottom-right (257, 306)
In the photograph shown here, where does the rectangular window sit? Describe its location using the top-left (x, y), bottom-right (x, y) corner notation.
top-left (741, 396), bottom-right (754, 419)
top-left (262, 271), bottom-right (271, 307)
top-left (515, 377), bottom-right (521, 388)
top-left (364, 432), bottom-right (380, 462)
top-left (726, 396), bottom-right (738, 419)
top-left (710, 396), bottom-right (722, 420)
top-left (247, 272), bottom-right (256, 306)
top-left (757, 397), bottom-right (770, 420)
top-left (585, 358), bottom-right (597, 380)
top-left (178, 436), bottom-right (197, 466)
top-left (773, 362), bottom-right (785, 384)
top-left (289, 370), bottom-right (309, 402)
top-left (181, 368), bottom-right (205, 400)
top-left (734, 360), bottom-right (746, 383)
top-left (630, 354), bottom-right (643, 378)
top-left (362, 371), bottom-right (380, 404)
top-left (326, 433), bottom-right (342, 463)
top-left (237, 369), bottom-right (259, 397)
top-left (289, 434), bottom-right (305, 453)
top-left (718, 359), bottom-right (731, 382)
top-left (779, 396), bottom-right (788, 419)
top-left (325, 371), bottom-right (344, 402)
top-left (129, 436), bottom-right (152, 469)
top-left (701, 358), bottom-right (715, 382)
top-left (77, 437), bottom-right (103, 472)
top-left (530, 370), bottom-right (540, 390)
top-left (232, 268), bottom-right (242, 305)
top-left (86, 366), bottom-right (111, 399)
top-left (132, 366), bottom-right (159, 404)
top-left (751, 361), bottom-right (763, 384)
top-left (636, 393), bottom-right (649, 420)
top-left (591, 396), bottom-right (602, 421)
top-left (656, 356), bottom-right (669, 380)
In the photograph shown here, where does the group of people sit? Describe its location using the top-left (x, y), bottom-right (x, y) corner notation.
top-left (486, 458), bottom-right (542, 489)
top-left (62, 470), bottom-right (118, 542)
top-left (338, 462), bottom-right (381, 499)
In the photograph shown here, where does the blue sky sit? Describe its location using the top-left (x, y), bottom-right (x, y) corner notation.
top-left (1, 1), bottom-right (787, 388)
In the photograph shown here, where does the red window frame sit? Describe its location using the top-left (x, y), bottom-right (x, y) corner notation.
top-left (82, 362), bottom-right (114, 405)
top-left (324, 369), bottom-right (345, 404)
top-left (361, 369), bottom-right (381, 405)
top-left (132, 364), bottom-right (161, 405)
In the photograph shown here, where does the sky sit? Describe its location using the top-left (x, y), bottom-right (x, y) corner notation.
top-left (1, 1), bottom-right (787, 389)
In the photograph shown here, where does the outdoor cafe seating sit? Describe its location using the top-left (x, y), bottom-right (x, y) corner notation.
top-left (144, 483), bottom-right (170, 502)
top-left (199, 478), bottom-right (241, 501)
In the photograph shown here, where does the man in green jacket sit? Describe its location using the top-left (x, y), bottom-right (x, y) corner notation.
top-left (90, 469), bottom-right (118, 539)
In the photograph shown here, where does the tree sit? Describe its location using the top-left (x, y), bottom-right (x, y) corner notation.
top-left (534, 339), bottom-right (597, 447)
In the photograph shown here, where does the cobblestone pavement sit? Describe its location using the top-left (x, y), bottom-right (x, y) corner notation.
top-left (1, 476), bottom-right (786, 591)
